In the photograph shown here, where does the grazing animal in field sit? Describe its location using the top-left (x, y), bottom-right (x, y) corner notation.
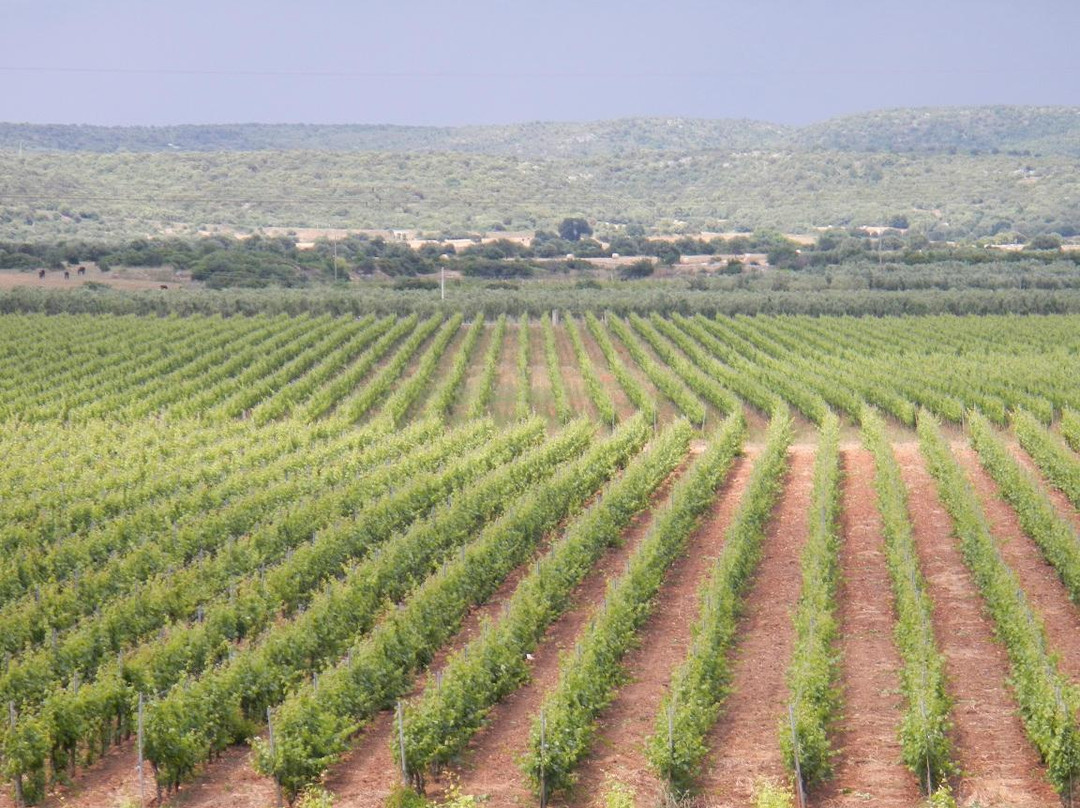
top-left (38, 269), bottom-right (45, 279)
top-left (76, 266), bottom-right (86, 276)
top-left (160, 284), bottom-right (169, 290)
top-left (63, 270), bottom-right (70, 280)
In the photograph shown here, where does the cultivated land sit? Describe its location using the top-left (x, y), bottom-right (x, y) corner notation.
top-left (1, 311), bottom-right (1079, 808)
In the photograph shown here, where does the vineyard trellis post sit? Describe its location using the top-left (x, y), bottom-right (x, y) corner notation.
top-left (788, 703), bottom-right (806, 808)
top-left (267, 707), bottom-right (282, 808)
top-left (396, 701), bottom-right (408, 787)
top-left (539, 708), bottom-right (548, 808)
top-left (9, 701), bottom-right (23, 808)
top-left (137, 693), bottom-right (145, 808)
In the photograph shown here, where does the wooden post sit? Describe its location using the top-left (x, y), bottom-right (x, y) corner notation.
top-left (789, 703), bottom-right (806, 808)
top-left (10, 702), bottom-right (24, 807)
top-left (396, 701), bottom-right (408, 786)
top-left (539, 708), bottom-right (548, 808)
top-left (137, 693), bottom-right (145, 807)
top-left (267, 707), bottom-right (282, 808)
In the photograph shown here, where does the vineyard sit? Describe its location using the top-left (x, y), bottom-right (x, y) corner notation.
top-left (0, 310), bottom-right (1079, 808)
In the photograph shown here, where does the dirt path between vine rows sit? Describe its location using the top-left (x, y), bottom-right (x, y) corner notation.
top-left (491, 320), bottom-right (519, 423)
top-left (447, 450), bottom-right (755, 807)
top-left (565, 450), bottom-right (760, 808)
top-left (322, 447), bottom-right (670, 808)
top-left (318, 525), bottom-right (563, 808)
top-left (894, 443), bottom-right (1058, 808)
top-left (1002, 437), bottom-right (1080, 534)
top-left (816, 447), bottom-right (921, 807)
top-left (528, 320), bottom-right (557, 425)
top-left (953, 443), bottom-right (1080, 685)
top-left (695, 447), bottom-right (813, 806)
top-left (553, 319), bottom-right (598, 424)
top-left (577, 318), bottom-right (636, 423)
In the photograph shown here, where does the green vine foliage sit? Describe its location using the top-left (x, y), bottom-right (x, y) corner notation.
top-left (1013, 408), bottom-right (1080, 512)
top-left (919, 410), bottom-right (1080, 798)
top-left (860, 406), bottom-right (953, 791)
top-left (969, 410), bottom-right (1080, 607)
top-left (522, 411), bottom-right (748, 799)
top-left (645, 406), bottom-right (792, 793)
top-left (780, 411), bottom-right (842, 786)
top-left (253, 417), bottom-right (651, 802)
top-left (398, 419), bottom-right (694, 781)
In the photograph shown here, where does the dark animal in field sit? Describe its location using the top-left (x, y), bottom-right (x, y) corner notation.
top-left (160, 284), bottom-right (169, 290)
top-left (63, 270), bottom-right (70, 280)
top-left (77, 266), bottom-right (86, 276)
top-left (38, 269), bottom-right (45, 279)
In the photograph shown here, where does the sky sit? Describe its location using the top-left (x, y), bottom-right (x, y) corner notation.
top-left (2, 0), bottom-right (1079, 127)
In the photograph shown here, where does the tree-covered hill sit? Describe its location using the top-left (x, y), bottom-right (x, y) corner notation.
top-left (3, 107), bottom-right (1077, 156)
top-left (1, 107), bottom-right (1078, 240)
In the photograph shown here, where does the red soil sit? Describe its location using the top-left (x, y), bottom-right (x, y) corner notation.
top-left (491, 322), bottom-right (519, 423)
top-left (576, 320), bottom-right (636, 423)
top-left (322, 533), bottom-right (549, 808)
top-left (697, 447), bottom-right (816, 806)
top-left (552, 321), bottom-right (598, 423)
top-left (816, 447), bottom-right (921, 807)
top-left (953, 443), bottom-right (1080, 685)
top-left (566, 452), bottom-right (759, 808)
top-left (894, 443), bottom-right (1058, 808)
top-left (1002, 438), bottom-right (1080, 534)
top-left (448, 452), bottom-right (755, 808)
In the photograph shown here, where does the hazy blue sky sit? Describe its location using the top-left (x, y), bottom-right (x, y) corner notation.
top-left (2, 0), bottom-right (1078, 126)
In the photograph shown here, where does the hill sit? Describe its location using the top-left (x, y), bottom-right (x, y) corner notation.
top-left (0, 107), bottom-right (1078, 240)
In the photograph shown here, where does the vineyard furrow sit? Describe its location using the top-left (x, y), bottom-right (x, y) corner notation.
top-left (696, 446), bottom-right (815, 803)
top-left (443, 445), bottom-right (707, 806)
top-left (817, 446), bottom-right (921, 806)
top-left (567, 450), bottom-right (758, 808)
top-left (894, 443), bottom-right (1059, 807)
top-left (952, 443), bottom-right (1080, 683)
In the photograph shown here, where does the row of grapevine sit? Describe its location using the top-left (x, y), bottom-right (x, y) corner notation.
top-left (1064, 409), bottom-right (1080, 454)
top-left (379, 313), bottom-right (464, 426)
top-left (522, 411), bottom-right (748, 798)
top-left (0, 422), bottom-right (444, 673)
top-left (565, 314), bottom-right (618, 425)
top-left (606, 315), bottom-right (706, 424)
top-left (628, 313), bottom-right (739, 418)
top-left (645, 407), bottom-right (792, 791)
top-left (918, 411), bottom-right (1080, 798)
top-left (967, 411), bottom-right (1080, 604)
top-left (0, 421), bottom-right (534, 800)
top-left (249, 315), bottom-right (394, 423)
top-left (780, 412), bottom-right (842, 788)
top-left (253, 416), bottom-right (651, 801)
top-left (467, 313), bottom-right (507, 419)
top-left (398, 418), bottom-right (694, 785)
top-left (1012, 409), bottom-right (1080, 511)
top-left (424, 315), bottom-right (484, 419)
top-left (652, 314), bottom-right (779, 414)
top-left (541, 313), bottom-right (573, 424)
top-left (140, 420), bottom-right (590, 795)
top-left (584, 311), bottom-right (656, 421)
top-left (515, 313), bottom-right (531, 420)
top-left (335, 314), bottom-right (442, 422)
top-left (299, 313), bottom-right (419, 421)
top-left (860, 406), bottom-right (952, 791)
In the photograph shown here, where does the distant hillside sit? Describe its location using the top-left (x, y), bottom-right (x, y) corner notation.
top-left (0, 118), bottom-right (791, 156)
top-left (794, 106), bottom-right (1080, 156)
top-left (2, 107), bottom-right (1078, 156)
top-left (1, 107), bottom-right (1079, 240)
